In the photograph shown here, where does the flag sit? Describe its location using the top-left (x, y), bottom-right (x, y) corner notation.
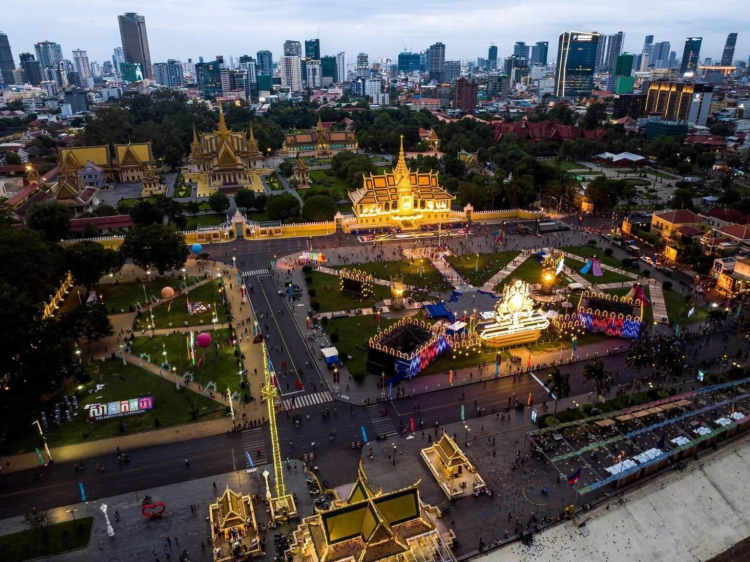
top-left (567, 468), bottom-right (581, 486)
top-left (656, 432), bottom-right (666, 450)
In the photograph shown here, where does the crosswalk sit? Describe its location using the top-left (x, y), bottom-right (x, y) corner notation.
top-left (366, 404), bottom-right (398, 438)
top-left (241, 268), bottom-right (271, 278)
top-left (281, 391), bottom-right (333, 411)
top-left (242, 427), bottom-right (268, 468)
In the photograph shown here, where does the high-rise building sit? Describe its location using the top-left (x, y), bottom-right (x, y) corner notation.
top-left (279, 55), bottom-right (302, 91)
top-left (34, 40), bottom-right (63, 71)
top-left (721, 33), bottom-right (738, 66)
top-left (644, 81), bottom-right (713, 126)
top-left (119, 62), bottom-right (143, 83)
top-left (595, 35), bottom-right (609, 69)
top-left (118, 13), bottom-right (152, 80)
top-left (398, 52), bottom-right (420, 73)
top-left (195, 57), bottom-right (223, 95)
top-left (306, 60), bottom-right (322, 88)
top-left (356, 52), bottom-right (369, 77)
top-left (63, 87), bottom-right (88, 114)
top-left (488, 45), bottom-right (498, 70)
top-left (605, 32), bottom-right (625, 71)
top-left (321, 56), bottom-right (338, 82)
top-left (19, 53), bottom-right (43, 86)
top-left (642, 35), bottom-right (654, 58)
top-left (613, 53), bottom-right (634, 94)
top-left (336, 52), bottom-right (346, 83)
top-left (651, 41), bottom-right (671, 68)
top-left (428, 42), bottom-right (446, 82)
top-left (530, 41), bottom-right (549, 66)
top-left (72, 49), bottom-right (92, 87)
top-left (487, 73), bottom-right (510, 99)
top-left (554, 31), bottom-right (599, 99)
top-left (680, 37), bottom-right (702, 74)
top-left (283, 41), bottom-right (301, 57)
top-left (112, 47), bottom-right (125, 76)
top-left (454, 77), bottom-right (478, 112)
top-left (238, 56), bottom-right (257, 83)
top-left (0, 32), bottom-right (15, 86)
top-left (154, 59), bottom-right (184, 87)
top-left (256, 50), bottom-right (273, 74)
top-left (90, 61), bottom-right (101, 78)
top-left (220, 67), bottom-right (234, 93)
top-left (513, 42), bottom-right (529, 59)
top-left (305, 39), bottom-right (320, 60)
top-left (444, 60), bottom-right (461, 83)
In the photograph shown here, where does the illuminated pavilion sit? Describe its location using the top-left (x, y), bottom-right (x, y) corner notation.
top-left (288, 463), bottom-right (455, 562)
top-left (349, 137), bottom-right (454, 230)
top-left (477, 279), bottom-right (550, 347)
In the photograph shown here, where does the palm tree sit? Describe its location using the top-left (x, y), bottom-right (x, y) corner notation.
top-left (625, 340), bottom-right (653, 404)
top-left (583, 359), bottom-right (611, 397)
top-left (546, 367), bottom-right (571, 417)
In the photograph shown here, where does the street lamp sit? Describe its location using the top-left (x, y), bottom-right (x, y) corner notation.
top-left (33, 420), bottom-right (52, 463)
top-left (75, 343), bottom-right (81, 365)
top-left (381, 371), bottom-right (386, 399)
top-left (181, 267), bottom-right (186, 280)
top-left (232, 256), bottom-right (236, 271)
top-left (66, 508), bottom-right (78, 531)
top-left (464, 424), bottom-right (470, 446)
top-left (392, 443), bottom-right (397, 466)
top-left (100, 504), bottom-right (114, 537)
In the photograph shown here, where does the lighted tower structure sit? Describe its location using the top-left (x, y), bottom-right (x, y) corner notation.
top-left (261, 342), bottom-right (297, 521)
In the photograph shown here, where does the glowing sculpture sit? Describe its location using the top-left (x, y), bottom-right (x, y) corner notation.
top-left (478, 279), bottom-right (550, 347)
top-left (552, 289), bottom-right (644, 340)
top-left (580, 257), bottom-right (603, 277)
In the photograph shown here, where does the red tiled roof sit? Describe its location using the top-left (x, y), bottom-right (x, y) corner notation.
top-left (491, 119), bottom-right (605, 143)
top-left (13, 190), bottom-right (51, 219)
top-left (654, 209), bottom-right (704, 224)
top-left (677, 225), bottom-right (704, 237)
top-left (716, 224), bottom-right (750, 240)
top-left (7, 183), bottom-right (39, 207)
top-left (0, 165), bottom-right (27, 173)
top-left (702, 207), bottom-right (750, 224)
top-left (684, 135), bottom-right (726, 147)
top-left (69, 214), bottom-right (134, 232)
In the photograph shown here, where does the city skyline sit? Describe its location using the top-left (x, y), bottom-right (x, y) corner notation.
top-left (0, 0), bottom-right (747, 69)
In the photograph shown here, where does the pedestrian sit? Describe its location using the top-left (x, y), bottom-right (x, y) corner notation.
top-left (184, 459), bottom-right (190, 468)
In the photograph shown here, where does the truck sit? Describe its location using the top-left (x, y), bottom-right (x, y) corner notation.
top-left (538, 221), bottom-right (560, 233)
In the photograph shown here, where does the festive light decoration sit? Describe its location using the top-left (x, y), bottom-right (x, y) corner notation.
top-left (339, 268), bottom-right (374, 299)
top-left (551, 289), bottom-right (643, 340)
top-left (196, 332), bottom-right (212, 348)
top-left (161, 286), bottom-right (175, 299)
top-left (390, 275), bottom-right (406, 311)
top-left (478, 279), bottom-right (550, 347)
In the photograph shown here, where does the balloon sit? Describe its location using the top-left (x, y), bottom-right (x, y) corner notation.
top-left (196, 332), bottom-right (212, 348)
top-left (161, 287), bottom-right (175, 299)
top-left (192, 244), bottom-right (203, 254)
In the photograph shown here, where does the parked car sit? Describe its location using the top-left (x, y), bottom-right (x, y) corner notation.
top-left (641, 256), bottom-right (654, 266)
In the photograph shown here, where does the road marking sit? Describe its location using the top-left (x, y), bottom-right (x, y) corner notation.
top-left (530, 372), bottom-right (556, 400)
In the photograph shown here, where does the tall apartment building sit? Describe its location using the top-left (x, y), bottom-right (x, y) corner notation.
top-left (279, 55), bottom-right (302, 91)
top-left (356, 52), bottom-right (369, 77)
top-left (398, 52), bottom-right (420, 73)
top-left (0, 32), bottom-right (16, 86)
top-left (306, 60), bottom-right (322, 88)
top-left (238, 56), bottom-right (257, 83)
top-left (118, 12), bottom-right (152, 80)
top-left (429, 42), bottom-right (446, 82)
top-left (444, 60), bottom-right (461, 83)
top-left (454, 77), bottom-right (478, 112)
top-left (321, 56), bottom-right (337, 83)
top-left (72, 49), bottom-right (93, 87)
top-left (153, 59), bottom-right (184, 87)
top-left (651, 42), bottom-right (671, 68)
top-left (304, 39), bottom-right (320, 60)
top-left (487, 45), bottom-right (498, 70)
top-left (283, 41), bottom-right (302, 57)
top-left (555, 32), bottom-right (599, 99)
top-left (112, 47), bottom-right (125, 77)
top-left (721, 33), bottom-right (738, 66)
top-left (20, 53), bottom-right (42, 86)
top-left (336, 52), bottom-right (346, 83)
top-left (680, 37), bottom-right (702, 74)
top-left (529, 42), bottom-right (548, 66)
top-left (613, 53), bottom-right (634, 94)
top-left (513, 42), bottom-right (529, 60)
top-left (256, 50), bottom-right (272, 74)
top-left (34, 40), bottom-right (63, 70)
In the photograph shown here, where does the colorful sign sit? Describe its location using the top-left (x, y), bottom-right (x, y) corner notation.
top-left (87, 396), bottom-right (154, 421)
top-left (300, 251), bottom-right (326, 262)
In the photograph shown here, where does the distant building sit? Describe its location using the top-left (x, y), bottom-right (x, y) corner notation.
top-left (283, 40), bottom-right (301, 57)
top-left (555, 32), bottom-right (599, 99)
top-left (283, 117), bottom-right (357, 157)
top-left (513, 42), bottom-right (529, 59)
top-left (304, 39), bottom-right (320, 60)
top-left (72, 49), bottom-right (92, 87)
top-left (429, 42), bottom-right (446, 82)
top-left (195, 57), bottom-right (223, 96)
top-left (154, 59), bottom-right (184, 87)
top-left (487, 73), bottom-right (510, 100)
top-left (77, 160), bottom-right (105, 188)
top-left (256, 50), bottom-right (273, 75)
top-left (613, 53), bottom-right (634, 94)
top-left (721, 33), bottom-right (738, 66)
top-left (279, 56), bottom-right (302, 91)
top-left (63, 88), bottom-right (88, 113)
top-left (454, 77), bottom-right (478, 112)
top-left (643, 119), bottom-right (689, 140)
top-left (436, 84), bottom-right (452, 108)
top-left (530, 41), bottom-right (549, 66)
top-left (34, 40), bottom-right (63, 72)
top-left (336, 52), bottom-right (346, 83)
top-left (321, 56), bottom-right (337, 83)
top-left (0, 32), bottom-right (15, 86)
top-left (118, 12), bottom-right (152, 80)
top-left (680, 37), bottom-right (702, 75)
top-left (487, 45), bottom-right (498, 70)
top-left (398, 51), bottom-right (420, 73)
top-left (612, 94), bottom-right (645, 119)
top-left (644, 81), bottom-right (713, 126)
top-left (444, 60), bottom-right (460, 83)
top-left (306, 59), bottom-right (321, 88)
top-left (19, 53), bottom-right (42, 86)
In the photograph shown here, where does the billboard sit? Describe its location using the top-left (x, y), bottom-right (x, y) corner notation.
top-left (87, 396), bottom-right (154, 421)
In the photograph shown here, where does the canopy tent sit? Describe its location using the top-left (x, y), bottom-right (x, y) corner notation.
top-left (422, 302), bottom-right (455, 322)
top-left (321, 347), bottom-right (340, 365)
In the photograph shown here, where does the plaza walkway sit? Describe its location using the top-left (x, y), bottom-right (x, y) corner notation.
top-left (480, 254), bottom-right (526, 291)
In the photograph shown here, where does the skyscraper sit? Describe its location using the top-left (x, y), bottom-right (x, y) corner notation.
top-left (336, 52), bottom-right (346, 83)
top-left (613, 53), bottom-right (634, 94)
top-left (305, 39), bottom-right (320, 60)
top-left (153, 59), bottom-right (184, 87)
top-left (642, 35), bottom-right (654, 58)
top-left (454, 77), bottom-right (478, 112)
top-left (398, 52), bottom-right (420, 73)
top-left (444, 60), bottom-right (461, 82)
top-left (34, 40), bottom-right (63, 70)
top-left (72, 49), bottom-right (92, 87)
top-left (321, 56), bottom-right (337, 82)
top-left (651, 41), bottom-right (671, 68)
top-left (513, 42), bottom-right (529, 60)
top-left (554, 32), bottom-right (599, 99)
top-left (605, 32), bottom-right (625, 71)
top-left (19, 53), bottom-right (42, 86)
top-left (530, 42), bottom-right (549, 66)
top-left (680, 37), bottom-right (702, 74)
top-left (306, 59), bottom-right (322, 88)
top-left (118, 13), bottom-right (152, 80)
top-left (283, 41), bottom-right (302, 57)
top-left (279, 56), bottom-right (302, 91)
top-left (0, 32), bottom-right (15, 86)
top-left (428, 42), bottom-right (445, 82)
top-left (488, 45), bottom-right (498, 70)
top-left (112, 47), bottom-right (125, 77)
top-left (721, 33), bottom-right (738, 66)
top-left (256, 50), bottom-right (273, 74)
top-left (595, 35), bottom-right (609, 69)
top-left (356, 52), bottom-right (369, 77)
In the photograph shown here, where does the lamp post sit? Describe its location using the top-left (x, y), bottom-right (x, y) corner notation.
top-left (181, 267), bottom-right (186, 280)
top-left (100, 504), bottom-right (115, 537)
top-left (228, 386), bottom-right (235, 424)
top-left (392, 443), bottom-right (397, 466)
top-left (464, 424), bottom-right (470, 446)
top-left (162, 342), bottom-right (167, 366)
top-left (75, 343), bottom-right (81, 365)
top-left (381, 371), bottom-right (386, 400)
top-left (232, 255), bottom-right (237, 272)
top-left (475, 253), bottom-right (479, 272)
top-left (66, 508), bottom-right (78, 531)
top-left (33, 420), bottom-right (52, 463)
top-left (262, 469), bottom-right (272, 501)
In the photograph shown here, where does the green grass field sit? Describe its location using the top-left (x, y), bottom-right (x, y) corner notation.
top-left (557, 161), bottom-right (589, 171)
top-left (496, 257), bottom-right (542, 291)
top-left (327, 315), bottom-right (399, 379)
top-left (564, 256), bottom-right (634, 284)
top-left (308, 170), bottom-right (351, 194)
top-left (0, 360), bottom-right (224, 455)
top-left (331, 260), bottom-right (451, 292)
top-left (622, 178), bottom-right (651, 187)
top-left (146, 280), bottom-right (228, 329)
top-left (663, 288), bottom-right (709, 325)
top-left (174, 182), bottom-right (192, 197)
top-left (308, 271), bottom-right (392, 313)
top-left (130, 328), bottom-right (245, 394)
top-left (445, 251), bottom-right (521, 287)
top-left (562, 245), bottom-right (640, 275)
top-left (184, 214), bottom-right (226, 229)
top-left (98, 278), bottom-right (187, 314)
top-left (0, 516), bottom-right (94, 562)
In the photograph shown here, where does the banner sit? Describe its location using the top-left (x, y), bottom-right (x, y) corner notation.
top-left (87, 396), bottom-right (154, 421)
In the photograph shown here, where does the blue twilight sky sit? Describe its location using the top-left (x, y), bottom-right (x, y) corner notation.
top-left (2, 0), bottom-right (748, 67)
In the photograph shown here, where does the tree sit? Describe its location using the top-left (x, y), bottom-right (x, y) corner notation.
top-left (504, 177), bottom-right (536, 208)
top-left (583, 359), bottom-right (611, 396)
top-left (120, 225), bottom-right (189, 274)
top-left (63, 303), bottom-right (114, 350)
top-left (184, 200), bottom-right (200, 216)
top-left (129, 200), bottom-right (163, 226)
top-left (25, 508), bottom-right (51, 542)
top-left (81, 222), bottom-right (100, 238)
top-left (671, 188), bottom-right (695, 210)
top-left (208, 191), bottom-right (230, 214)
top-left (234, 188), bottom-right (256, 211)
top-left (1, 151), bottom-right (22, 165)
top-left (278, 160), bottom-right (295, 177)
top-left (302, 195), bottom-right (337, 221)
top-left (545, 367), bottom-right (571, 417)
top-left (266, 193), bottom-right (300, 220)
top-left (625, 339), bottom-right (652, 403)
top-left (26, 201), bottom-right (71, 242)
top-left (64, 241), bottom-right (124, 289)
top-left (91, 204), bottom-right (118, 217)
top-left (254, 193), bottom-right (268, 213)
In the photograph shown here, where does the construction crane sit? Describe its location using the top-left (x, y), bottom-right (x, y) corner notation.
top-left (261, 341), bottom-right (297, 520)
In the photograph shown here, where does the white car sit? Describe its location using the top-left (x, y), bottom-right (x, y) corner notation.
top-left (640, 256), bottom-right (654, 266)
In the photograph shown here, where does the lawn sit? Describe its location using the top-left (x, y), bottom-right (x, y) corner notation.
top-left (184, 214), bottom-right (227, 229)
top-left (180, 201), bottom-right (212, 212)
top-left (146, 280), bottom-right (228, 329)
top-left (603, 286), bottom-right (654, 324)
top-left (266, 175), bottom-right (284, 191)
top-left (117, 196), bottom-right (158, 209)
top-left (338, 202), bottom-right (353, 213)
top-left (326, 315), bottom-right (399, 379)
top-left (248, 211), bottom-right (271, 222)
top-left (418, 348), bottom-right (512, 377)
top-left (644, 167), bottom-right (679, 180)
top-left (309, 170), bottom-right (351, 194)
top-left (130, 327), bottom-right (245, 394)
top-left (495, 257), bottom-right (542, 291)
top-left (0, 360), bottom-right (225, 455)
top-left (557, 161), bottom-right (589, 171)
top-left (526, 331), bottom-right (611, 355)
top-left (621, 178), bottom-right (651, 187)
top-left (0, 516), bottom-right (94, 562)
top-left (98, 278), bottom-right (187, 314)
top-left (562, 245), bottom-right (640, 275)
top-left (564, 256), bottom-right (633, 284)
top-left (285, 157), bottom-right (333, 166)
top-left (308, 271), bottom-right (391, 313)
top-left (663, 288), bottom-right (709, 325)
top-left (174, 182), bottom-right (192, 197)
top-left (445, 251), bottom-right (521, 287)
top-left (331, 259), bottom-right (451, 292)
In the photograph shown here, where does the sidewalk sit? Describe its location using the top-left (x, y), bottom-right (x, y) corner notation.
top-left (480, 254), bottom-right (525, 291)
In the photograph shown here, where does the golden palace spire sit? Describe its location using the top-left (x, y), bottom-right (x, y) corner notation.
top-left (393, 135), bottom-right (410, 181)
top-left (217, 103), bottom-right (229, 137)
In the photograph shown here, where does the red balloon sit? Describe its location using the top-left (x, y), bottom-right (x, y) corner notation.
top-left (196, 332), bottom-right (212, 348)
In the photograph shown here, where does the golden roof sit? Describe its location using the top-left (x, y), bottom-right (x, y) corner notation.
top-left (247, 125), bottom-right (261, 156)
top-left (216, 487), bottom-right (249, 529)
top-left (59, 146), bottom-right (109, 168)
top-left (295, 157), bottom-right (308, 171)
top-left (115, 142), bottom-right (153, 166)
top-left (190, 125), bottom-right (203, 158)
top-left (433, 434), bottom-right (469, 468)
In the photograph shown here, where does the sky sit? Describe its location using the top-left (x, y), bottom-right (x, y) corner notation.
top-left (2, 0), bottom-right (749, 67)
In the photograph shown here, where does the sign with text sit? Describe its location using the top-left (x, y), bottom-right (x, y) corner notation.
top-left (87, 396), bottom-right (154, 421)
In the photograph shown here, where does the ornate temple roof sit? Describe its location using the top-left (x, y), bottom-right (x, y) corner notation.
top-left (198, 104), bottom-right (250, 156)
top-left (115, 142), bottom-right (153, 167)
top-left (432, 434), bottom-right (469, 468)
top-left (284, 116), bottom-right (357, 147)
top-left (59, 145), bottom-right (109, 168)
